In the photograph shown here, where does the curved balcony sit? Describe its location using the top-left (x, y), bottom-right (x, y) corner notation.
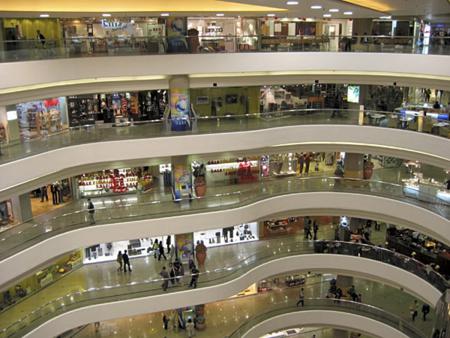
top-left (229, 301), bottom-right (421, 338)
top-left (1, 175), bottom-right (449, 286)
top-left (1, 110), bottom-right (449, 197)
top-left (1, 239), bottom-right (444, 338)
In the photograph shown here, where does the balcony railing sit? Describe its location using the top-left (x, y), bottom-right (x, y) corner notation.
top-left (0, 35), bottom-right (449, 62)
top-left (0, 108), bottom-right (448, 166)
top-left (0, 238), bottom-right (442, 338)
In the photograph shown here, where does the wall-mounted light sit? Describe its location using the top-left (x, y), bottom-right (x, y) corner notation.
top-left (39, 14), bottom-right (50, 18)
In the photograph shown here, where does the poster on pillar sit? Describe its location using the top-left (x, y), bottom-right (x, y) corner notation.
top-left (170, 87), bottom-right (191, 131)
top-left (172, 163), bottom-right (192, 200)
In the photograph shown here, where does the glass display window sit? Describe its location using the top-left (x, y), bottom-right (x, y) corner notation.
top-left (194, 222), bottom-right (258, 248)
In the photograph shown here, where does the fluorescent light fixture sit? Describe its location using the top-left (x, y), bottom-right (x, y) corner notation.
top-left (267, 13), bottom-right (276, 17)
top-left (311, 5), bottom-right (322, 9)
top-left (102, 13), bottom-right (111, 17)
top-left (343, 11), bottom-right (353, 15)
top-left (39, 14), bottom-right (49, 18)
top-left (216, 13), bottom-right (225, 16)
top-left (286, 1), bottom-right (299, 4)
top-left (305, 18), bottom-right (314, 21)
top-left (7, 110), bottom-right (17, 121)
top-left (160, 13), bottom-right (170, 17)
top-left (379, 15), bottom-right (392, 19)
top-left (329, 9), bottom-right (339, 12)
top-left (323, 14), bottom-right (332, 17)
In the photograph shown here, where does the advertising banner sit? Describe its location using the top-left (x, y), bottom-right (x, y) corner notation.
top-left (170, 87), bottom-right (191, 131)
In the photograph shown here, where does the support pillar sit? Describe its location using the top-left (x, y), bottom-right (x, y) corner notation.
top-left (344, 153), bottom-right (364, 180)
top-left (171, 155), bottom-right (192, 201)
top-left (168, 75), bottom-right (191, 131)
top-left (10, 193), bottom-right (32, 223)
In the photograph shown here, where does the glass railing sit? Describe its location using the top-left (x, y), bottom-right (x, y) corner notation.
top-left (1, 35), bottom-right (449, 62)
top-left (0, 238), bottom-right (442, 338)
top-left (0, 108), bottom-right (449, 167)
top-left (228, 298), bottom-right (425, 338)
top-left (0, 175), bottom-right (448, 265)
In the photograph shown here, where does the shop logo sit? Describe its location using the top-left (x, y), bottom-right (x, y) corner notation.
top-left (101, 19), bottom-right (127, 30)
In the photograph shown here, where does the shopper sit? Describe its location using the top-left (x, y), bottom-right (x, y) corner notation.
top-left (152, 239), bottom-right (159, 259)
top-left (348, 285), bottom-right (358, 302)
top-left (122, 250), bottom-right (131, 272)
top-left (169, 244), bottom-right (175, 261)
top-left (304, 221), bottom-right (313, 240)
top-left (186, 318), bottom-right (195, 338)
top-left (410, 300), bottom-right (418, 322)
top-left (36, 30), bottom-right (46, 47)
top-left (56, 182), bottom-right (63, 204)
top-left (189, 265), bottom-right (200, 288)
top-left (40, 186), bottom-right (48, 202)
top-left (422, 303), bottom-right (430, 321)
top-left (169, 262), bottom-right (176, 285)
top-left (304, 153), bottom-right (311, 174)
top-left (87, 198), bottom-right (95, 224)
top-left (166, 236), bottom-right (171, 254)
top-left (313, 220), bottom-right (319, 240)
top-left (195, 240), bottom-right (207, 268)
top-left (51, 184), bottom-right (57, 205)
top-left (160, 266), bottom-right (169, 291)
top-left (158, 240), bottom-right (167, 261)
top-left (162, 313), bottom-right (169, 330)
top-left (173, 258), bottom-right (183, 284)
top-left (298, 153), bottom-right (305, 175)
top-left (296, 288), bottom-right (305, 307)
top-left (116, 251), bottom-right (123, 272)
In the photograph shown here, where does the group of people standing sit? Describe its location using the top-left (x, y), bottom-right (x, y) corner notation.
top-left (39, 182), bottom-right (65, 205)
top-left (303, 217), bottom-right (319, 241)
top-left (116, 250), bottom-right (132, 272)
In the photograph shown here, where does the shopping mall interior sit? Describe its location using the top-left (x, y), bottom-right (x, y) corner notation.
top-left (0, 1), bottom-right (449, 338)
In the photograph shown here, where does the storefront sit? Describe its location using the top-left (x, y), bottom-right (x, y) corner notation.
top-left (83, 235), bottom-right (173, 264)
top-left (193, 222), bottom-right (258, 247)
top-left (187, 17), bottom-right (258, 52)
top-left (16, 97), bottom-right (68, 139)
top-left (76, 167), bottom-right (155, 198)
top-left (30, 179), bottom-right (72, 217)
top-left (403, 175), bottom-right (450, 205)
top-left (197, 157), bottom-right (259, 187)
top-left (67, 90), bottom-right (167, 127)
top-left (0, 200), bottom-right (14, 230)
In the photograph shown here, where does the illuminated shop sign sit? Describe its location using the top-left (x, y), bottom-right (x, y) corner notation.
top-left (101, 19), bottom-right (127, 30)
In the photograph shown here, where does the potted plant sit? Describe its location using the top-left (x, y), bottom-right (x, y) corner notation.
top-left (193, 163), bottom-right (207, 197)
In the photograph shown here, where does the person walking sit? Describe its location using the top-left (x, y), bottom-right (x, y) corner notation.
top-left (158, 240), bottom-right (167, 261)
top-left (296, 288), bottom-right (305, 307)
top-left (173, 258), bottom-right (183, 284)
top-left (166, 236), bottom-right (171, 254)
top-left (152, 239), bottom-right (159, 259)
top-left (87, 198), bottom-right (95, 224)
top-left (410, 300), bottom-right (418, 322)
top-left (186, 318), bottom-right (195, 338)
top-left (122, 250), bottom-right (131, 272)
top-left (422, 303), bottom-right (430, 321)
top-left (304, 221), bottom-right (313, 240)
top-left (116, 251), bottom-right (123, 272)
top-left (169, 262), bottom-right (176, 286)
top-left (313, 220), bottom-right (319, 240)
top-left (162, 313), bottom-right (169, 330)
top-left (189, 265), bottom-right (199, 288)
top-left (40, 186), bottom-right (48, 202)
top-left (36, 30), bottom-right (46, 47)
top-left (304, 153), bottom-right (311, 175)
top-left (51, 184), bottom-right (57, 205)
top-left (160, 266), bottom-right (169, 291)
top-left (298, 153), bottom-right (305, 175)
top-left (169, 244), bottom-right (175, 261)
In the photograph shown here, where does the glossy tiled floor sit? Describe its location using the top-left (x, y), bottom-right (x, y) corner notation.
top-left (1, 162), bottom-right (447, 263)
top-left (67, 272), bottom-right (434, 338)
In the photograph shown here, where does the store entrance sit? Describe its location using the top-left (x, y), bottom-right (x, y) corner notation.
top-left (30, 179), bottom-right (72, 217)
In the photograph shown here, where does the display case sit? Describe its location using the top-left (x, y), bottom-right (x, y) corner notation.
top-left (193, 222), bottom-right (258, 248)
top-left (402, 176), bottom-right (450, 205)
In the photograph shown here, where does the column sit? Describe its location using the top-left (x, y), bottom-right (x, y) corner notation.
top-left (344, 153), bottom-right (364, 180)
top-left (168, 75), bottom-right (191, 131)
top-left (171, 155), bottom-right (192, 201)
top-left (10, 193), bottom-right (33, 223)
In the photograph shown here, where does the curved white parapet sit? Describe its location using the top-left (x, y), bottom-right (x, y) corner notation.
top-left (24, 254), bottom-right (440, 338)
top-left (1, 192), bottom-right (449, 287)
top-left (0, 125), bottom-right (449, 196)
top-left (241, 311), bottom-right (409, 338)
top-left (0, 53), bottom-right (449, 104)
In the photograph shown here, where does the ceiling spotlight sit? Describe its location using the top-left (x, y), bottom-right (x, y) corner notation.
top-left (267, 14), bottom-right (276, 17)
top-left (311, 5), bottom-right (322, 9)
top-left (102, 13), bottom-right (111, 17)
top-left (287, 1), bottom-right (299, 5)
top-left (343, 11), bottom-right (353, 15)
top-left (323, 14), bottom-right (332, 18)
top-left (39, 14), bottom-right (50, 18)
top-left (160, 13), bottom-right (170, 17)
top-left (216, 13), bottom-right (225, 16)
top-left (329, 9), bottom-right (339, 12)
top-left (379, 15), bottom-right (392, 19)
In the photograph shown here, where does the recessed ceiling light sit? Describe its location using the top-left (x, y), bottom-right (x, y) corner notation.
top-left (379, 15), bottom-right (392, 19)
top-left (286, 1), bottom-right (299, 5)
top-left (329, 9), bottom-right (339, 12)
top-left (102, 13), bottom-right (111, 17)
top-left (216, 13), bottom-right (225, 17)
top-left (160, 13), bottom-right (170, 17)
top-left (39, 14), bottom-right (49, 18)
top-left (267, 14), bottom-right (276, 17)
top-left (343, 11), bottom-right (353, 15)
top-left (323, 14), bottom-right (332, 18)
top-left (311, 5), bottom-right (322, 9)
